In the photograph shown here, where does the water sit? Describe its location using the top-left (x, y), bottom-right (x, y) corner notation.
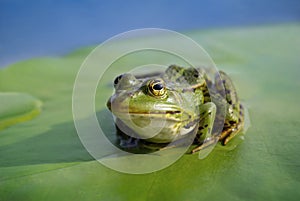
top-left (0, 0), bottom-right (299, 68)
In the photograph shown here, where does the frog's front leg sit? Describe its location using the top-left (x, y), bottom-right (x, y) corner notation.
top-left (192, 102), bottom-right (217, 153)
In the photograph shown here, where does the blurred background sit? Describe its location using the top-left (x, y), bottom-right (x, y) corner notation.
top-left (1, 2), bottom-right (300, 200)
top-left (0, 0), bottom-right (299, 68)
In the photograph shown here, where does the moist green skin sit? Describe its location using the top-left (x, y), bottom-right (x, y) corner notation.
top-left (107, 65), bottom-right (244, 152)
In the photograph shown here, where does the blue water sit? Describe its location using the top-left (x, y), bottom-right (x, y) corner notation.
top-left (0, 0), bottom-right (299, 68)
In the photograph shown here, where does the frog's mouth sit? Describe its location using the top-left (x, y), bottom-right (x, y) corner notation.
top-left (107, 99), bottom-right (193, 122)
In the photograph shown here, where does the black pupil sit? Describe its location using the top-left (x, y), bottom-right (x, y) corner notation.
top-left (153, 83), bottom-right (163, 90)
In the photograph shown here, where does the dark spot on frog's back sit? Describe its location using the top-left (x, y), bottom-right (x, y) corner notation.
top-left (229, 120), bottom-right (235, 124)
top-left (170, 65), bottom-right (180, 71)
top-left (175, 77), bottom-right (180, 82)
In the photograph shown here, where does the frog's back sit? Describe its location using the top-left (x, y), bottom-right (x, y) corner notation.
top-left (162, 65), bottom-right (207, 90)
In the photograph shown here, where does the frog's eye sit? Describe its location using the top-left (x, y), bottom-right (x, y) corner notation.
top-left (148, 79), bottom-right (166, 97)
top-left (113, 74), bottom-right (123, 87)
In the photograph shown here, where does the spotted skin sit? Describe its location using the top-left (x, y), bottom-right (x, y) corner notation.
top-left (108, 65), bottom-right (244, 153)
top-left (193, 70), bottom-right (244, 152)
top-left (167, 67), bottom-right (245, 151)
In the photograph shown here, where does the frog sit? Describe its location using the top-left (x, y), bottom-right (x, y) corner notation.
top-left (106, 65), bottom-right (244, 153)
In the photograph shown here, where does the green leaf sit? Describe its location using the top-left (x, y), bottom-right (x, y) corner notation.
top-left (0, 93), bottom-right (42, 131)
top-left (0, 23), bottom-right (300, 201)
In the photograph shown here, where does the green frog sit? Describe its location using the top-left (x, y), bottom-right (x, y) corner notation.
top-left (107, 65), bottom-right (244, 153)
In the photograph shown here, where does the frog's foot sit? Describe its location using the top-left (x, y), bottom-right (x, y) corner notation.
top-left (219, 104), bottom-right (244, 145)
top-left (191, 135), bottom-right (219, 153)
top-left (115, 121), bottom-right (140, 149)
top-left (219, 122), bottom-right (243, 145)
top-left (119, 136), bottom-right (139, 148)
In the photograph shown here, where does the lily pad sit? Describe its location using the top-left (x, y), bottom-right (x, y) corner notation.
top-left (0, 23), bottom-right (300, 201)
top-left (0, 93), bottom-right (42, 131)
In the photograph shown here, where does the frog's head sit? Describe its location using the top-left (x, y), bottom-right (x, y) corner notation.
top-left (107, 73), bottom-right (198, 142)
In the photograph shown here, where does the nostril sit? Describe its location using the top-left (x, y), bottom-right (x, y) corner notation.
top-left (114, 74), bottom-right (124, 87)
